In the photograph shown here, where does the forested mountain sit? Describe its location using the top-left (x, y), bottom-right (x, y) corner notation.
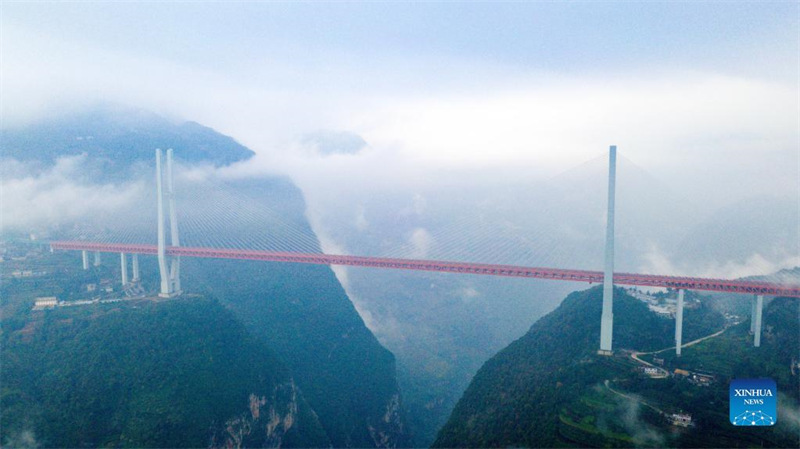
top-left (0, 108), bottom-right (407, 447)
top-left (0, 298), bottom-right (328, 448)
top-left (433, 286), bottom-right (799, 448)
top-left (178, 175), bottom-right (407, 447)
top-left (1, 106), bottom-right (254, 168)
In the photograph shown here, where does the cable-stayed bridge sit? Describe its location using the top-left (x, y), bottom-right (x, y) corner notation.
top-left (49, 148), bottom-right (800, 355)
top-left (51, 241), bottom-right (799, 298)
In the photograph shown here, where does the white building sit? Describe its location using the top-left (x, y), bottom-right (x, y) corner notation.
top-left (33, 297), bottom-right (58, 309)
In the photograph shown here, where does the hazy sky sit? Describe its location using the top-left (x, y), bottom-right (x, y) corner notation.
top-left (2, 2), bottom-right (798, 205)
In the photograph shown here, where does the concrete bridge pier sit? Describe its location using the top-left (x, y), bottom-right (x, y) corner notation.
top-left (93, 251), bottom-right (101, 266)
top-left (120, 253), bottom-right (128, 286)
top-left (82, 250), bottom-right (89, 270)
top-left (753, 294), bottom-right (764, 347)
top-left (599, 145), bottom-right (616, 355)
top-left (675, 289), bottom-right (684, 356)
top-left (132, 254), bottom-right (140, 281)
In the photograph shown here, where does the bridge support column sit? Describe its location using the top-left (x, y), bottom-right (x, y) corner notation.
top-left (131, 254), bottom-right (140, 281)
top-left (599, 145), bottom-right (616, 355)
top-left (93, 251), bottom-right (101, 266)
top-left (82, 250), bottom-right (89, 270)
top-left (675, 289), bottom-right (684, 356)
top-left (753, 294), bottom-right (763, 347)
top-left (156, 148), bottom-right (182, 297)
top-left (120, 253), bottom-right (128, 286)
top-left (750, 296), bottom-right (757, 334)
top-left (166, 149), bottom-right (181, 294)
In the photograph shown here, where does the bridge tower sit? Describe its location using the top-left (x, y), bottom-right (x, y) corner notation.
top-left (156, 148), bottom-right (182, 297)
top-left (120, 253), bottom-right (128, 286)
top-left (675, 289), bottom-right (684, 355)
top-left (599, 145), bottom-right (617, 355)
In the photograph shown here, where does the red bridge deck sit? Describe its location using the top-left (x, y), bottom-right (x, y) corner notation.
top-left (50, 241), bottom-right (800, 297)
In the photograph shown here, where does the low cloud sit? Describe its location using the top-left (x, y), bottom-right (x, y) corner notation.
top-left (2, 429), bottom-right (39, 449)
top-left (354, 205), bottom-right (369, 231)
top-left (458, 286), bottom-right (480, 303)
top-left (1, 155), bottom-right (146, 234)
top-left (614, 391), bottom-right (665, 447)
top-left (408, 228), bottom-right (433, 259)
top-left (1, 17), bottom-right (796, 284)
top-left (778, 394), bottom-right (800, 431)
top-left (4, 20), bottom-right (796, 208)
top-left (641, 244), bottom-right (800, 280)
top-left (300, 130), bottom-right (367, 156)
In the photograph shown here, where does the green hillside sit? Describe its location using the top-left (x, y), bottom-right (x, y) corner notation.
top-left (1, 108), bottom-right (408, 447)
top-left (434, 286), bottom-right (799, 448)
top-left (177, 173), bottom-right (408, 448)
top-left (183, 254), bottom-right (406, 447)
top-left (0, 297), bottom-right (329, 448)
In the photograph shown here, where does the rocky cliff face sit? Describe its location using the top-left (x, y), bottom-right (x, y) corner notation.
top-left (185, 253), bottom-right (410, 448)
top-left (180, 174), bottom-right (410, 448)
top-left (213, 381), bottom-right (326, 449)
top-left (367, 393), bottom-right (404, 448)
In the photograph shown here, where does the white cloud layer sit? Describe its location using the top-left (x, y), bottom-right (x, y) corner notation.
top-left (3, 20), bottom-right (796, 205)
top-left (641, 244), bottom-right (800, 280)
top-left (1, 155), bottom-right (146, 233)
top-left (1, 8), bottom-right (796, 281)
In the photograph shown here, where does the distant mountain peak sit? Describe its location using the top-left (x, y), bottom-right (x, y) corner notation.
top-left (1, 106), bottom-right (254, 168)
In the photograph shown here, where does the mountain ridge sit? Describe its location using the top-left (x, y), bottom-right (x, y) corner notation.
top-left (0, 107), bottom-right (408, 448)
top-left (433, 285), bottom-right (799, 448)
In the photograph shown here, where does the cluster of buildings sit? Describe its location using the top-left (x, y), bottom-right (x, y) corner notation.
top-left (673, 369), bottom-right (715, 387)
top-left (636, 357), bottom-right (715, 387)
top-left (1, 241), bottom-right (50, 278)
top-left (8, 269), bottom-right (48, 278)
top-left (638, 365), bottom-right (669, 378)
top-left (32, 297), bottom-right (59, 309)
top-left (33, 292), bottom-right (141, 310)
top-left (627, 288), bottom-right (699, 319)
top-left (669, 412), bottom-right (693, 427)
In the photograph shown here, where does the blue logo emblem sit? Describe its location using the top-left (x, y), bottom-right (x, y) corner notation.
top-left (730, 378), bottom-right (777, 426)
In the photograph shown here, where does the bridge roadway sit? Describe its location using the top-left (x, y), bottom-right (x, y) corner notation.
top-left (50, 241), bottom-right (800, 298)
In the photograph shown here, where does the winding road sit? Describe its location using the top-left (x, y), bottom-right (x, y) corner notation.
top-left (630, 326), bottom-right (730, 368)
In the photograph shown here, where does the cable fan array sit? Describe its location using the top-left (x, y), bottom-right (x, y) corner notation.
top-left (57, 152), bottom-right (798, 286)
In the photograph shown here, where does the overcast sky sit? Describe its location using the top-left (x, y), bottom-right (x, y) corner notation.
top-left (2, 2), bottom-right (798, 216)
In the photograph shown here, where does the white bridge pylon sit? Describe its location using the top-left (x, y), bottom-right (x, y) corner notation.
top-left (156, 148), bottom-right (182, 297)
top-left (599, 145), bottom-right (616, 355)
top-left (597, 146), bottom-right (764, 354)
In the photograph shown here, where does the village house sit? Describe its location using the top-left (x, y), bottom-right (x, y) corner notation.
top-left (669, 413), bottom-right (693, 427)
top-left (33, 297), bottom-right (58, 309)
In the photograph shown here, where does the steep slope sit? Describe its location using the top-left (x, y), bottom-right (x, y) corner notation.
top-left (433, 286), bottom-right (677, 448)
top-left (643, 297), bottom-right (800, 447)
top-left (1, 107), bottom-right (408, 447)
top-left (0, 297), bottom-right (329, 448)
top-left (433, 286), bottom-right (800, 448)
top-left (180, 177), bottom-right (407, 447)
